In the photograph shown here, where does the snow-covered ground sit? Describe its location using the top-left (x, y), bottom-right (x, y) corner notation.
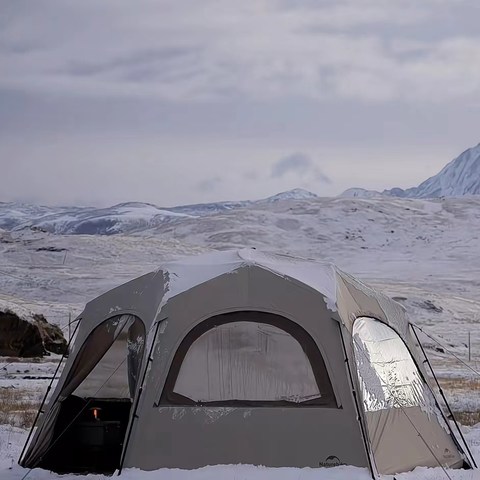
top-left (1, 194), bottom-right (480, 479)
top-left (2, 423), bottom-right (480, 479)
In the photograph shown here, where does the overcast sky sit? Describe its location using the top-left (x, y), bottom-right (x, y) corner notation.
top-left (1, 0), bottom-right (480, 207)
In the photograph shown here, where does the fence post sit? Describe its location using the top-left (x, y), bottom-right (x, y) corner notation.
top-left (468, 331), bottom-right (471, 362)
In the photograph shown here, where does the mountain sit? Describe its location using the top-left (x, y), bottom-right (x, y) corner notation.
top-left (0, 202), bottom-right (69, 231)
top-left (385, 143), bottom-right (480, 198)
top-left (30, 203), bottom-right (193, 235)
top-left (262, 188), bottom-right (318, 202)
top-left (154, 188), bottom-right (316, 216)
top-left (0, 202), bottom-right (193, 235)
top-left (340, 188), bottom-right (382, 198)
top-left (340, 143), bottom-right (480, 200)
top-left (0, 189), bottom-right (318, 235)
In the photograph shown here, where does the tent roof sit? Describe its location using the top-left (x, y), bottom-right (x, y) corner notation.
top-left (155, 249), bottom-right (339, 312)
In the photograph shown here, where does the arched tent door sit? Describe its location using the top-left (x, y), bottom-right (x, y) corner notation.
top-left (352, 317), bottom-right (463, 475)
top-left (30, 314), bottom-right (145, 474)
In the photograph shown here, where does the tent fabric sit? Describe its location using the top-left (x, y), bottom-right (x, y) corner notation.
top-left (20, 249), bottom-right (470, 476)
top-left (126, 266), bottom-right (365, 469)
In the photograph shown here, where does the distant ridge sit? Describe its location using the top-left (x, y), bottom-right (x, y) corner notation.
top-left (340, 188), bottom-right (382, 198)
top-left (341, 143), bottom-right (480, 199)
top-left (0, 188), bottom-right (318, 235)
top-left (263, 188), bottom-right (318, 202)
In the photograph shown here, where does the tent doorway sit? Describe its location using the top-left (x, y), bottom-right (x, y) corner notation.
top-left (353, 316), bottom-right (464, 474)
top-left (37, 314), bottom-right (145, 474)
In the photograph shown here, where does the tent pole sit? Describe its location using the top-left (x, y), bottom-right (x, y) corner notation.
top-left (18, 319), bottom-right (81, 466)
top-left (118, 319), bottom-right (161, 475)
top-left (411, 324), bottom-right (477, 469)
top-left (337, 322), bottom-right (378, 479)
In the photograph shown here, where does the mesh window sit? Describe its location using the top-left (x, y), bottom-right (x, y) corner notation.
top-left (162, 312), bottom-right (336, 406)
top-left (73, 315), bottom-right (145, 399)
top-left (353, 317), bottom-right (431, 412)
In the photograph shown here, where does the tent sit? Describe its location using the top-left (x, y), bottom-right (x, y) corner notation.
top-left (20, 249), bottom-right (474, 476)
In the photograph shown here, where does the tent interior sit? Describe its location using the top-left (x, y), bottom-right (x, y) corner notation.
top-left (38, 396), bottom-right (131, 473)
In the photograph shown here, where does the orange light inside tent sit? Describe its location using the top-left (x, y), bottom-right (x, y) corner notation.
top-left (93, 408), bottom-right (99, 420)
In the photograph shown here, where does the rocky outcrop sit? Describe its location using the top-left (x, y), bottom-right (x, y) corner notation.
top-left (0, 309), bottom-right (67, 357)
top-left (32, 314), bottom-right (67, 355)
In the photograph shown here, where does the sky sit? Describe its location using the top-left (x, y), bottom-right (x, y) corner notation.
top-left (1, 0), bottom-right (480, 207)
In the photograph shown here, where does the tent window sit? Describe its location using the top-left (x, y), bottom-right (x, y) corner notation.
top-left (161, 311), bottom-right (336, 407)
top-left (353, 317), bottom-right (431, 412)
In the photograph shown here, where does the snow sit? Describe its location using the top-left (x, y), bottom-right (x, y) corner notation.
top-left (31, 203), bottom-right (194, 235)
top-left (0, 297), bottom-right (42, 324)
top-left (2, 423), bottom-right (480, 479)
top-left (0, 201), bottom-right (195, 236)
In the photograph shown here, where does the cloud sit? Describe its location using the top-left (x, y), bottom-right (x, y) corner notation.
top-left (1, 0), bottom-right (480, 103)
top-left (271, 153), bottom-right (331, 184)
top-left (196, 176), bottom-right (223, 192)
top-left (1, 0), bottom-right (479, 209)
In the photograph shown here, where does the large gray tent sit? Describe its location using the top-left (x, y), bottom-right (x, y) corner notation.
top-left (20, 249), bottom-right (474, 476)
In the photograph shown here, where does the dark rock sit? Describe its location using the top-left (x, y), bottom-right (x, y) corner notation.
top-left (32, 314), bottom-right (68, 355)
top-left (0, 310), bottom-right (45, 357)
top-left (0, 310), bottom-right (67, 357)
top-left (36, 246), bottom-right (67, 252)
top-left (414, 299), bottom-right (443, 313)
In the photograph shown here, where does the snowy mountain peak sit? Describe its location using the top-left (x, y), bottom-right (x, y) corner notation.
top-left (386, 143), bottom-right (480, 198)
top-left (265, 188), bottom-right (318, 202)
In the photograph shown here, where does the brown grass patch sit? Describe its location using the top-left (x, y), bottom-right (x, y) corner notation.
top-left (0, 356), bottom-right (56, 364)
top-left (438, 377), bottom-right (480, 393)
top-left (453, 411), bottom-right (480, 426)
top-left (0, 388), bottom-right (41, 429)
top-left (437, 377), bottom-right (480, 426)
